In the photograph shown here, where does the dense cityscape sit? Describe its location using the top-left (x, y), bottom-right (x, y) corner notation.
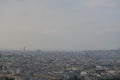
top-left (0, 0), bottom-right (120, 80)
top-left (0, 49), bottom-right (120, 80)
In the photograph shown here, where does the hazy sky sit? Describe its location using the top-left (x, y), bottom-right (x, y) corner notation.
top-left (0, 0), bottom-right (120, 51)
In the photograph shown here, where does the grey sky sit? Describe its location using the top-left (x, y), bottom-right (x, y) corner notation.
top-left (0, 0), bottom-right (120, 51)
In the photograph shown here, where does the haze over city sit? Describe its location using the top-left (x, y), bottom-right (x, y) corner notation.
top-left (0, 0), bottom-right (120, 51)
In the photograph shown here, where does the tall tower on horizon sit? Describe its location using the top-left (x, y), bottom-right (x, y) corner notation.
top-left (23, 46), bottom-right (26, 51)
